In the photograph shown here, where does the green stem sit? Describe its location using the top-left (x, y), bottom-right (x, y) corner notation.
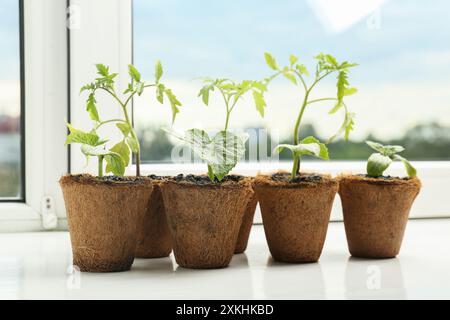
top-left (291, 92), bottom-right (309, 179)
top-left (95, 119), bottom-right (127, 130)
top-left (98, 155), bottom-right (104, 177)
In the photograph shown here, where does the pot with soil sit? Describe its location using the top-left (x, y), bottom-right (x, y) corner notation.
top-left (135, 175), bottom-right (173, 259)
top-left (338, 141), bottom-right (421, 259)
top-left (234, 191), bottom-right (258, 254)
top-left (160, 174), bottom-right (253, 269)
top-left (254, 172), bottom-right (339, 263)
top-left (60, 175), bottom-right (153, 272)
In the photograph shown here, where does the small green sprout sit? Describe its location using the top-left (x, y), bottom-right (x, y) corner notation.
top-left (171, 78), bottom-right (267, 181)
top-left (264, 52), bottom-right (358, 180)
top-left (66, 61), bottom-right (181, 177)
top-left (366, 141), bottom-right (417, 178)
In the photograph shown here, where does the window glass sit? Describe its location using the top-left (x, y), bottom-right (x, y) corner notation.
top-left (0, 0), bottom-right (22, 199)
top-left (133, 0), bottom-right (450, 163)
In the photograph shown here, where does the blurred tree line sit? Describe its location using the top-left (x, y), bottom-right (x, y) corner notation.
top-left (138, 122), bottom-right (450, 163)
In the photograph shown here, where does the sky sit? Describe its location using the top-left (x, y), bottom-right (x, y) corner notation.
top-left (132, 0), bottom-right (450, 141)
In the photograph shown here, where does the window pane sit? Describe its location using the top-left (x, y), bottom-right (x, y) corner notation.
top-left (133, 0), bottom-right (450, 163)
top-left (0, 0), bottom-right (22, 199)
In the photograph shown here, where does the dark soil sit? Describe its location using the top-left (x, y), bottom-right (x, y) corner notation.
top-left (65, 174), bottom-right (149, 185)
top-left (172, 174), bottom-right (244, 185)
top-left (356, 174), bottom-right (411, 181)
top-left (148, 174), bottom-right (167, 181)
top-left (271, 172), bottom-right (323, 183)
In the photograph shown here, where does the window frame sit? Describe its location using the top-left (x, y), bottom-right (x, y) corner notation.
top-left (0, 0), bottom-right (69, 232)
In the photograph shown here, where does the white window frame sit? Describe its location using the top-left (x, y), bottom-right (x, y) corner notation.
top-left (0, 0), bottom-right (69, 232)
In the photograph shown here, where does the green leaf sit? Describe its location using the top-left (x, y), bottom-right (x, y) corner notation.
top-left (337, 70), bottom-right (349, 108)
top-left (110, 140), bottom-right (130, 167)
top-left (252, 91), bottom-right (266, 118)
top-left (282, 71), bottom-right (297, 85)
top-left (155, 60), bottom-right (163, 83)
top-left (366, 141), bottom-right (405, 156)
top-left (116, 123), bottom-right (131, 137)
top-left (344, 87), bottom-right (358, 96)
top-left (274, 136), bottom-right (329, 160)
top-left (367, 153), bottom-right (392, 177)
top-left (289, 54), bottom-right (298, 66)
top-left (80, 83), bottom-right (95, 94)
top-left (165, 88), bottom-right (181, 124)
top-left (96, 64), bottom-right (109, 77)
top-left (156, 83), bottom-right (165, 104)
top-left (105, 153), bottom-right (125, 176)
top-left (264, 52), bottom-right (279, 71)
top-left (296, 64), bottom-right (309, 76)
top-left (128, 64), bottom-right (141, 83)
top-left (80, 145), bottom-right (110, 157)
top-left (325, 54), bottom-right (339, 67)
top-left (393, 155), bottom-right (417, 178)
top-left (65, 123), bottom-right (101, 146)
top-left (86, 93), bottom-right (100, 122)
top-left (126, 135), bottom-right (140, 153)
top-left (327, 112), bottom-right (355, 143)
top-left (328, 102), bottom-right (343, 115)
top-left (198, 84), bottom-right (214, 106)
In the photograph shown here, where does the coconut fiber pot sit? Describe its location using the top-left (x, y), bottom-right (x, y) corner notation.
top-left (160, 175), bottom-right (253, 269)
top-left (254, 173), bottom-right (339, 263)
top-left (234, 192), bottom-right (258, 254)
top-left (60, 175), bottom-right (153, 272)
top-left (135, 177), bottom-right (172, 259)
top-left (338, 175), bottom-right (421, 259)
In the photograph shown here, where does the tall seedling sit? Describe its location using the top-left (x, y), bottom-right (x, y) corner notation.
top-left (66, 62), bottom-right (181, 177)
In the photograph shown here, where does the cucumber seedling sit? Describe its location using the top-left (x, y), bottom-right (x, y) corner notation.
top-left (172, 78), bottom-right (267, 181)
top-left (66, 61), bottom-right (181, 177)
top-left (366, 141), bottom-right (417, 178)
top-left (264, 52), bottom-right (358, 180)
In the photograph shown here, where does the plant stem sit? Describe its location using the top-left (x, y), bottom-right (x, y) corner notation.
top-left (98, 155), bottom-right (104, 177)
top-left (291, 92), bottom-right (309, 179)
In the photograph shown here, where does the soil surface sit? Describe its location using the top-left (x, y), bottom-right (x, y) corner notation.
top-left (271, 172), bottom-right (323, 183)
top-left (356, 174), bottom-right (411, 181)
top-left (61, 174), bottom-right (150, 185)
top-left (172, 174), bottom-right (244, 185)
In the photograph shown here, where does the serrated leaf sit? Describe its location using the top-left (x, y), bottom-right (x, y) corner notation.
top-left (264, 52), bottom-right (279, 71)
top-left (65, 123), bottom-right (101, 146)
top-left (86, 93), bottom-right (100, 122)
top-left (344, 87), bottom-right (358, 96)
top-left (274, 136), bottom-right (329, 160)
top-left (156, 83), bottom-right (165, 104)
top-left (367, 153), bottom-right (392, 177)
top-left (366, 141), bottom-right (404, 156)
top-left (325, 54), bottom-right (338, 67)
top-left (126, 135), bottom-right (140, 153)
top-left (165, 88), bottom-right (181, 124)
top-left (110, 140), bottom-right (130, 167)
top-left (80, 83), bottom-right (95, 94)
top-left (296, 64), bottom-right (309, 76)
top-left (96, 64), bottom-right (109, 77)
top-left (128, 64), bottom-right (141, 83)
top-left (198, 84), bottom-right (214, 106)
top-left (252, 91), bottom-right (266, 118)
top-left (282, 71), bottom-right (297, 85)
top-left (155, 60), bottom-right (163, 83)
top-left (289, 54), bottom-right (298, 66)
top-left (393, 155), bottom-right (417, 178)
top-left (116, 123), bottom-right (131, 136)
top-left (105, 153), bottom-right (125, 176)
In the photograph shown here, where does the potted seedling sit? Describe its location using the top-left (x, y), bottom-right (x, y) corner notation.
top-left (254, 52), bottom-right (358, 263)
top-left (338, 141), bottom-right (421, 258)
top-left (161, 78), bottom-right (267, 268)
top-left (60, 62), bottom-right (180, 272)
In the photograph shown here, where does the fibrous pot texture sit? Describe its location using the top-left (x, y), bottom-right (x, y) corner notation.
top-left (160, 175), bottom-right (253, 269)
top-left (254, 172), bottom-right (338, 263)
top-left (136, 177), bottom-right (172, 259)
top-left (234, 192), bottom-right (258, 254)
top-left (60, 175), bottom-right (153, 272)
top-left (338, 175), bottom-right (421, 259)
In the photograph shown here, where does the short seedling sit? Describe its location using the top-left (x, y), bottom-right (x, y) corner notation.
top-left (264, 52), bottom-right (358, 180)
top-left (366, 141), bottom-right (417, 178)
top-left (172, 78), bottom-right (267, 181)
top-left (66, 61), bottom-right (181, 177)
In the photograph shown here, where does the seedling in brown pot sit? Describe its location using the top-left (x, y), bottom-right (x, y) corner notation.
top-left (264, 52), bottom-right (358, 179)
top-left (66, 61), bottom-right (181, 177)
top-left (366, 141), bottom-right (417, 178)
